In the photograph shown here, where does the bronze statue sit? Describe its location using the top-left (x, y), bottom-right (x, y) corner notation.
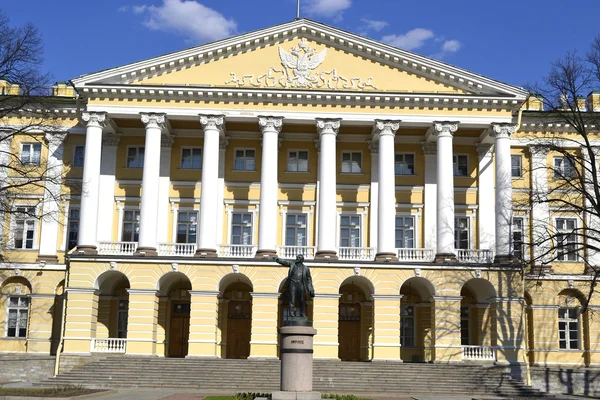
top-left (274, 255), bottom-right (315, 319)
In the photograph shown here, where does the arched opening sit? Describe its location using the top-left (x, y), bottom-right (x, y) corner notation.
top-left (338, 276), bottom-right (374, 361)
top-left (557, 289), bottom-right (588, 364)
top-left (50, 280), bottom-right (65, 355)
top-left (95, 271), bottom-right (130, 340)
top-left (277, 278), bottom-right (313, 358)
top-left (158, 272), bottom-right (192, 358)
top-left (0, 277), bottom-right (32, 343)
top-left (460, 279), bottom-right (497, 347)
top-left (524, 291), bottom-right (534, 365)
top-left (218, 273), bottom-right (253, 359)
top-left (400, 277), bottom-right (435, 362)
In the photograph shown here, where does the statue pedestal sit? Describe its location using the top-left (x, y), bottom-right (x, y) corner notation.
top-left (272, 325), bottom-right (320, 400)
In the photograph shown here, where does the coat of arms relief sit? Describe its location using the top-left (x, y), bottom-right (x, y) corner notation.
top-left (225, 38), bottom-right (377, 90)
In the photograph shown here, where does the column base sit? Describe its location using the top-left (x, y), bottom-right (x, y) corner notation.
top-left (36, 254), bottom-right (59, 263)
top-left (315, 250), bottom-right (338, 260)
top-left (134, 247), bottom-right (158, 256)
top-left (75, 245), bottom-right (97, 255)
top-left (434, 252), bottom-right (457, 263)
top-left (194, 248), bottom-right (218, 257)
top-left (255, 249), bottom-right (277, 259)
top-left (375, 252), bottom-right (398, 262)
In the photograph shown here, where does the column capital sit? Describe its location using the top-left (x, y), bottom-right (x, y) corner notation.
top-left (102, 133), bottom-right (121, 147)
top-left (490, 123), bottom-right (517, 139)
top-left (161, 134), bottom-right (175, 147)
top-left (219, 135), bottom-right (230, 149)
top-left (316, 118), bottom-right (341, 136)
top-left (527, 144), bottom-right (550, 158)
top-left (44, 132), bottom-right (67, 147)
top-left (140, 113), bottom-right (166, 130)
top-left (373, 120), bottom-right (401, 137)
top-left (199, 114), bottom-right (225, 132)
top-left (80, 111), bottom-right (107, 128)
top-left (422, 142), bottom-right (437, 155)
top-left (432, 121), bottom-right (458, 137)
top-left (476, 143), bottom-right (494, 158)
top-left (367, 139), bottom-right (379, 153)
top-left (258, 116), bottom-right (283, 133)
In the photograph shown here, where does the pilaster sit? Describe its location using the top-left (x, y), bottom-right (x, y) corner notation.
top-left (528, 145), bottom-right (552, 272)
top-left (249, 292), bottom-right (279, 358)
top-left (62, 288), bottom-right (99, 354)
top-left (187, 290), bottom-right (219, 357)
top-left (493, 297), bottom-right (525, 365)
top-left (96, 133), bottom-right (120, 242)
top-left (368, 140), bottom-right (379, 249)
top-left (312, 293), bottom-right (341, 360)
top-left (158, 134), bottom-right (175, 243)
top-left (476, 143), bottom-right (495, 252)
top-left (431, 295), bottom-right (462, 363)
top-left (125, 289), bottom-right (159, 356)
top-left (423, 142), bottom-right (437, 250)
top-left (26, 293), bottom-right (57, 353)
top-left (0, 130), bottom-right (12, 252)
top-left (372, 294), bottom-right (402, 361)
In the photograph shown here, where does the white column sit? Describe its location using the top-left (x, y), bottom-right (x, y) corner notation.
top-left (315, 119), bottom-right (341, 259)
top-left (423, 142), bottom-right (437, 250)
top-left (216, 137), bottom-right (228, 247)
top-left (582, 146), bottom-right (600, 271)
top-left (196, 115), bottom-right (225, 257)
top-left (492, 123), bottom-right (517, 261)
top-left (37, 132), bottom-right (66, 262)
top-left (476, 143), bottom-right (495, 251)
top-left (0, 130), bottom-right (12, 250)
top-left (96, 133), bottom-right (120, 242)
top-left (529, 145), bottom-right (551, 271)
top-left (374, 120), bottom-right (400, 260)
top-left (157, 134), bottom-right (174, 243)
top-left (433, 121), bottom-right (458, 260)
top-left (368, 140), bottom-right (379, 249)
top-left (256, 116), bottom-right (283, 257)
top-left (77, 111), bottom-right (106, 253)
top-left (136, 113), bottom-right (166, 255)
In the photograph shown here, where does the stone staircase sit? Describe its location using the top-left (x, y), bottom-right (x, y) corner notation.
top-left (41, 357), bottom-right (543, 397)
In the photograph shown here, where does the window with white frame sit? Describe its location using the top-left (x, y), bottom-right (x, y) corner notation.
top-left (341, 152), bottom-right (362, 173)
top-left (234, 149), bottom-right (255, 171)
top-left (285, 214), bottom-right (307, 246)
top-left (511, 155), bottom-right (522, 178)
top-left (176, 211), bottom-right (198, 244)
top-left (395, 153), bottom-right (415, 175)
top-left (20, 143), bottom-right (41, 165)
top-left (117, 299), bottom-right (129, 339)
top-left (460, 306), bottom-right (470, 345)
top-left (558, 307), bottom-right (580, 349)
top-left (453, 155), bottom-right (468, 176)
top-left (180, 148), bottom-right (202, 169)
top-left (121, 210), bottom-right (140, 242)
top-left (400, 305), bottom-right (415, 347)
top-left (126, 147), bottom-right (144, 168)
top-left (454, 217), bottom-right (470, 250)
top-left (554, 156), bottom-right (576, 179)
top-left (231, 212), bottom-right (253, 244)
top-left (340, 215), bottom-right (361, 247)
top-left (66, 208), bottom-right (80, 251)
top-left (13, 206), bottom-right (36, 249)
top-left (556, 218), bottom-right (578, 261)
top-left (287, 150), bottom-right (309, 172)
top-left (72, 145), bottom-right (85, 167)
top-left (512, 217), bottom-right (524, 260)
top-left (5, 296), bottom-right (29, 338)
top-left (395, 216), bottom-right (415, 248)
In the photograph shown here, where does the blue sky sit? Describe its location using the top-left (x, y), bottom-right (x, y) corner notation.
top-left (3, 0), bottom-right (600, 89)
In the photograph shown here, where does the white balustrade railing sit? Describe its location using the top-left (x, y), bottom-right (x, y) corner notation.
top-left (276, 246), bottom-right (316, 259)
top-left (90, 338), bottom-right (127, 353)
top-left (457, 249), bottom-right (493, 263)
top-left (158, 243), bottom-right (197, 257)
top-left (396, 248), bottom-right (435, 262)
top-left (338, 247), bottom-right (375, 261)
top-left (219, 244), bottom-right (258, 258)
top-left (97, 241), bottom-right (138, 255)
top-left (461, 345), bottom-right (496, 361)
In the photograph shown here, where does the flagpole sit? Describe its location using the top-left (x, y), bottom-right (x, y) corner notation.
top-left (296, 0), bottom-right (300, 19)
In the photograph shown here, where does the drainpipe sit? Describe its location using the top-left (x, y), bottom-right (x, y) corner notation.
top-left (54, 252), bottom-right (72, 377)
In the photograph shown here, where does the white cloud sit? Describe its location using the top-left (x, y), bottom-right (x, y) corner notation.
top-left (442, 39), bottom-right (461, 53)
top-left (382, 28), bottom-right (435, 50)
top-left (304, 0), bottom-right (352, 18)
top-left (132, 5), bottom-right (147, 14)
top-left (360, 18), bottom-right (388, 32)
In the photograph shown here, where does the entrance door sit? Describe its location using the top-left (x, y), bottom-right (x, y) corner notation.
top-left (226, 301), bottom-right (251, 359)
top-left (339, 304), bottom-right (361, 361)
top-left (169, 302), bottom-right (190, 357)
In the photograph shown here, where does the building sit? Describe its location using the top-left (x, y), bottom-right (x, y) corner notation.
top-left (0, 19), bottom-right (599, 374)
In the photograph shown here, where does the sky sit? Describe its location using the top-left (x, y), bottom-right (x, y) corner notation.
top-left (3, 0), bottom-right (600, 89)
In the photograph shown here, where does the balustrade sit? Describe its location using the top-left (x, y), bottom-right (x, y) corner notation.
top-left (338, 247), bottom-right (375, 261)
top-left (158, 243), bottom-right (197, 257)
top-left (461, 345), bottom-right (496, 361)
top-left (97, 241), bottom-right (137, 255)
top-left (90, 338), bottom-right (127, 353)
top-left (396, 248), bottom-right (435, 262)
top-left (219, 244), bottom-right (258, 258)
top-left (276, 246), bottom-right (316, 259)
top-left (456, 249), bottom-right (493, 263)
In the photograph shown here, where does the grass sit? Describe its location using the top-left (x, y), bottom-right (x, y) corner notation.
top-left (0, 385), bottom-right (102, 398)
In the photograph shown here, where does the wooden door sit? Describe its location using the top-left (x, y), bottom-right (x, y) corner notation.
top-left (339, 303), bottom-right (361, 361)
top-left (227, 301), bottom-right (251, 359)
top-left (169, 302), bottom-right (190, 357)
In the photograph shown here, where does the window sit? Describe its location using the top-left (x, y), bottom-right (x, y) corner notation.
top-left (234, 149), bottom-right (255, 171)
top-left (231, 213), bottom-right (253, 245)
top-left (341, 152), bottom-right (362, 173)
top-left (511, 155), bottom-right (522, 178)
top-left (556, 218), bottom-right (578, 261)
top-left (6, 296), bottom-right (29, 338)
top-left (454, 217), bottom-right (470, 250)
top-left (340, 215), bottom-right (361, 247)
top-left (395, 153), bottom-right (415, 175)
top-left (287, 150), bottom-right (309, 172)
top-left (126, 147), bottom-right (144, 168)
top-left (453, 155), bottom-right (468, 176)
top-left (285, 214), bottom-right (307, 246)
top-left (73, 145), bottom-right (85, 167)
top-left (13, 206), bottom-right (36, 249)
top-left (554, 157), bottom-right (576, 179)
top-left (181, 148), bottom-right (202, 169)
top-left (460, 306), bottom-right (470, 345)
top-left (395, 216), bottom-right (415, 248)
top-left (512, 217), bottom-right (524, 260)
top-left (558, 307), bottom-right (580, 349)
top-left (117, 299), bottom-right (129, 339)
top-left (176, 211), bottom-right (198, 244)
top-left (400, 305), bottom-right (415, 347)
top-left (66, 208), bottom-right (80, 251)
top-left (121, 210), bottom-right (140, 242)
top-left (20, 143), bottom-right (41, 165)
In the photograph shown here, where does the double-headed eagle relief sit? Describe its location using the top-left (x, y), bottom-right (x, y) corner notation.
top-left (225, 38), bottom-right (377, 90)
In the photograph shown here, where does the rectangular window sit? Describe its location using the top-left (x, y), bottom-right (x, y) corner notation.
top-left (556, 218), bottom-right (578, 261)
top-left (67, 208), bottom-right (80, 251)
top-left (234, 149), bottom-right (255, 171)
top-left (400, 305), bottom-right (415, 347)
top-left (460, 306), bottom-right (470, 346)
top-left (6, 296), bottom-right (29, 338)
top-left (285, 214), bottom-right (307, 246)
top-left (287, 150), bottom-right (309, 172)
top-left (117, 299), bottom-right (129, 339)
top-left (126, 147), bottom-right (144, 168)
top-left (20, 143), bottom-right (41, 165)
top-left (176, 211), bottom-right (198, 244)
top-left (512, 217), bottom-right (524, 260)
top-left (395, 153), bottom-right (415, 175)
top-left (511, 155), bottom-right (522, 178)
top-left (73, 145), bottom-right (85, 167)
top-left (180, 148), bottom-right (202, 169)
top-left (395, 216), bottom-right (415, 248)
top-left (231, 213), bottom-right (253, 245)
top-left (340, 215), bottom-right (361, 247)
top-left (558, 307), bottom-right (580, 350)
top-left (121, 210), bottom-right (140, 242)
top-left (453, 155), bottom-right (468, 176)
top-left (454, 217), bottom-right (470, 250)
top-left (13, 206), bottom-right (36, 249)
top-left (341, 152), bottom-right (362, 173)
top-left (554, 156), bottom-right (576, 179)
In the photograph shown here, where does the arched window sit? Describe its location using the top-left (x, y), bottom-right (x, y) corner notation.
top-left (1, 278), bottom-right (32, 338)
top-left (557, 290), bottom-right (584, 350)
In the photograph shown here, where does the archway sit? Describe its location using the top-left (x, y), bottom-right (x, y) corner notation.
top-left (95, 271), bottom-right (130, 340)
top-left (400, 277), bottom-right (435, 362)
top-left (338, 276), bottom-right (374, 361)
top-left (158, 272), bottom-right (192, 357)
top-left (218, 273), bottom-right (253, 359)
top-left (460, 278), bottom-right (497, 347)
